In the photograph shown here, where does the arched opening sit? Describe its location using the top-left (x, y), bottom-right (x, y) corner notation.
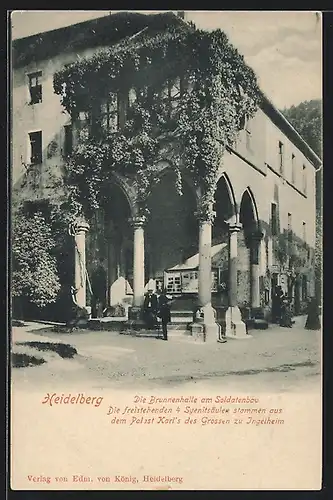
top-left (238, 188), bottom-right (260, 309)
top-left (213, 174), bottom-right (237, 244)
top-left (211, 175), bottom-right (237, 307)
top-left (239, 189), bottom-right (259, 244)
top-left (86, 183), bottom-right (133, 316)
top-left (145, 169), bottom-right (198, 292)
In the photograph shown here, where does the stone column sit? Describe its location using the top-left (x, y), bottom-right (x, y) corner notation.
top-left (225, 223), bottom-right (248, 339)
top-left (74, 221), bottom-right (90, 308)
top-left (128, 215), bottom-right (146, 321)
top-left (250, 230), bottom-right (264, 310)
top-left (106, 221), bottom-right (117, 306)
top-left (190, 208), bottom-right (220, 342)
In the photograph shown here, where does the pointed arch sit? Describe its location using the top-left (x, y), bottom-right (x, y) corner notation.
top-left (109, 171), bottom-right (136, 217)
top-left (218, 172), bottom-right (237, 216)
top-left (242, 187), bottom-right (260, 227)
top-left (239, 187), bottom-right (261, 244)
top-left (214, 172), bottom-right (238, 229)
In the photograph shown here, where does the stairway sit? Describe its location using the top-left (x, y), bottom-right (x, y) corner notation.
top-left (169, 310), bottom-right (193, 331)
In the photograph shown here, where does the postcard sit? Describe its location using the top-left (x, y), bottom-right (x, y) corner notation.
top-left (10, 10), bottom-right (322, 491)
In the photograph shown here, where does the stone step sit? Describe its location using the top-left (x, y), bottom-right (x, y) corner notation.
top-left (171, 316), bottom-right (193, 325)
top-left (169, 323), bottom-right (191, 331)
top-left (245, 318), bottom-right (269, 330)
top-left (87, 318), bottom-right (127, 331)
top-left (170, 310), bottom-right (193, 316)
top-left (120, 328), bottom-right (190, 337)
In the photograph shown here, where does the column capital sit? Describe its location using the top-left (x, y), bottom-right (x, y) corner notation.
top-left (228, 223), bottom-right (242, 233)
top-left (71, 220), bottom-right (90, 235)
top-left (195, 208), bottom-right (216, 224)
top-left (130, 215), bottom-right (146, 229)
top-left (194, 199), bottom-right (216, 224)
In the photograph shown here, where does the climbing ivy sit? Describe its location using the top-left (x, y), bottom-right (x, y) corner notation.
top-left (53, 23), bottom-right (262, 220)
top-left (275, 230), bottom-right (311, 274)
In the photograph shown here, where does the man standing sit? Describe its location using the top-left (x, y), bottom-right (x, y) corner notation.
top-left (158, 289), bottom-right (172, 341)
top-left (272, 285), bottom-right (284, 323)
top-left (143, 289), bottom-right (158, 329)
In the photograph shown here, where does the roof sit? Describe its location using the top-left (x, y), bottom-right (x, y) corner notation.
top-left (260, 93), bottom-right (322, 169)
top-left (169, 243), bottom-right (228, 271)
top-left (12, 11), bottom-right (187, 68)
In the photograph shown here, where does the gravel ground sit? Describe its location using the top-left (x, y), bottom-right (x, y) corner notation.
top-left (11, 316), bottom-right (321, 393)
top-left (10, 318), bottom-right (322, 491)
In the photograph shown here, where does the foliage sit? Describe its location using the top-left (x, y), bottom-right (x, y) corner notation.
top-left (275, 233), bottom-right (288, 266)
top-left (275, 230), bottom-right (309, 273)
top-left (53, 23), bottom-right (262, 219)
top-left (281, 100), bottom-right (322, 158)
top-left (12, 209), bottom-right (61, 307)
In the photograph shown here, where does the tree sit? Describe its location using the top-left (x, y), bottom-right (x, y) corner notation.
top-left (281, 99), bottom-right (322, 158)
top-left (12, 211), bottom-right (61, 312)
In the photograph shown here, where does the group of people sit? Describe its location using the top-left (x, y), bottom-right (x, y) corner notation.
top-left (272, 285), bottom-right (294, 328)
top-left (142, 288), bottom-right (172, 341)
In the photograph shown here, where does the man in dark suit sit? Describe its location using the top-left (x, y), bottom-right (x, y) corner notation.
top-left (157, 289), bottom-right (172, 341)
top-left (143, 289), bottom-right (158, 329)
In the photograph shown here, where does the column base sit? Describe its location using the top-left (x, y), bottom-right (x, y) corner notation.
top-left (225, 306), bottom-right (251, 339)
top-left (189, 305), bottom-right (221, 343)
top-left (128, 305), bottom-right (142, 321)
top-left (189, 322), bottom-right (205, 342)
top-left (124, 306), bottom-right (147, 331)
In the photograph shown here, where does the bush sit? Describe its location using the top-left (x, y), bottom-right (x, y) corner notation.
top-left (12, 211), bottom-right (61, 309)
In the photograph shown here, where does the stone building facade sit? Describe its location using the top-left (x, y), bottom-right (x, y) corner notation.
top-left (12, 12), bottom-right (321, 339)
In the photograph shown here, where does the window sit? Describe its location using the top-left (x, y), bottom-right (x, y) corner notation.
top-left (302, 222), bottom-right (306, 242)
top-left (77, 110), bottom-right (91, 140)
top-left (100, 94), bottom-right (118, 133)
top-left (291, 154), bottom-right (296, 184)
top-left (166, 273), bottom-right (182, 294)
top-left (64, 124), bottom-right (73, 156)
top-left (128, 88), bottom-right (137, 106)
top-left (161, 77), bottom-right (183, 118)
top-left (302, 164), bottom-right (307, 194)
top-left (28, 131), bottom-right (42, 164)
top-left (271, 203), bottom-right (278, 236)
top-left (28, 71), bottom-right (42, 104)
top-left (278, 141), bottom-right (284, 174)
top-left (117, 91), bottom-right (129, 129)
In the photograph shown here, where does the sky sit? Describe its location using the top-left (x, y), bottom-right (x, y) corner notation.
top-left (10, 10), bottom-right (322, 110)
